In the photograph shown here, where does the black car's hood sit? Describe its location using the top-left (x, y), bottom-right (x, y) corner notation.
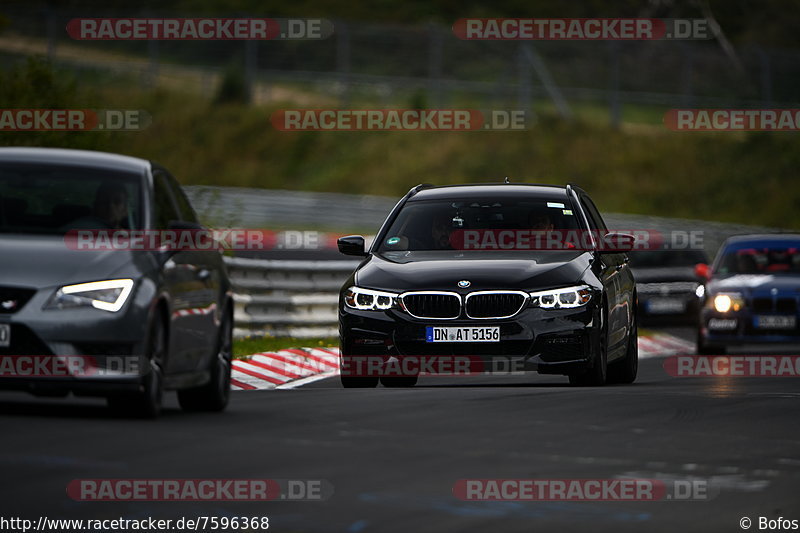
top-left (631, 266), bottom-right (698, 283)
top-left (0, 234), bottom-right (152, 289)
top-left (707, 273), bottom-right (800, 295)
top-left (357, 250), bottom-right (592, 291)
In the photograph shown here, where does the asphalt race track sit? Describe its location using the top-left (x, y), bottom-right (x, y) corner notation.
top-left (0, 328), bottom-right (798, 532)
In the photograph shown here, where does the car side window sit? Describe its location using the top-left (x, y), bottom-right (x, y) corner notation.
top-left (152, 172), bottom-right (181, 230)
top-left (165, 172), bottom-right (199, 225)
top-left (580, 194), bottom-right (608, 232)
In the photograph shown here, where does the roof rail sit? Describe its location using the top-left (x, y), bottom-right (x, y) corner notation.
top-left (567, 183), bottom-right (585, 195)
top-left (408, 183), bottom-right (434, 197)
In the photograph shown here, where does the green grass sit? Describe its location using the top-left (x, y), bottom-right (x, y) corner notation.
top-left (233, 336), bottom-right (338, 359)
top-left (4, 57), bottom-right (800, 230)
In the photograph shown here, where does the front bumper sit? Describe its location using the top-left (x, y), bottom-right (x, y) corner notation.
top-left (0, 284), bottom-right (153, 396)
top-left (700, 309), bottom-right (800, 346)
top-left (638, 293), bottom-right (699, 322)
top-left (339, 302), bottom-right (599, 376)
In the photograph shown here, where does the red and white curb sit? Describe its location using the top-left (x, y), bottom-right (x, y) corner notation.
top-left (231, 347), bottom-right (339, 390)
top-left (638, 333), bottom-right (695, 359)
top-left (230, 334), bottom-right (694, 390)
top-left (172, 303), bottom-right (216, 319)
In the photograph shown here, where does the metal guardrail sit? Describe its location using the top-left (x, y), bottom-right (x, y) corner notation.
top-left (224, 256), bottom-right (359, 338)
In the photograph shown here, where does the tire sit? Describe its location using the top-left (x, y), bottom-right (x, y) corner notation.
top-left (696, 330), bottom-right (726, 355)
top-left (340, 375), bottom-right (379, 388)
top-left (380, 375), bottom-right (418, 388)
top-left (607, 310), bottom-right (638, 384)
top-left (108, 316), bottom-right (165, 418)
top-left (339, 351), bottom-right (379, 388)
top-left (569, 307), bottom-right (607, 387)
top-left (178, 307), bottom-right (233, 412)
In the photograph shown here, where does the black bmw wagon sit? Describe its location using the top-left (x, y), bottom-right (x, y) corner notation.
top-left (337, 183), bottom-right (638, 388)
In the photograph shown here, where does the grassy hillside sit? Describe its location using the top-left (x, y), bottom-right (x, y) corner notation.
top-left (2, 58), bottom-right (800, 229)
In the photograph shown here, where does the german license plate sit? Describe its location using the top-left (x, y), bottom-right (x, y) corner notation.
top-left (426, 326), bottom-right (500, 343)
top-left (0, 324), bottom-right (9, 348)
top-left (754, 315), bottom-right (796, 329)
top-left (646, 298), bottom-right (686, 314)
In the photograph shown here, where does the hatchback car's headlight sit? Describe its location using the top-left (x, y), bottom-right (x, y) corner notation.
top-left (529, 285), bottom-right (592, 309)
top-left (344, 286), bottom-right (398, 311)
top-left (712, 292), bottom-right (744, 313)
top-left (45, 279), bottom-right (134, 313)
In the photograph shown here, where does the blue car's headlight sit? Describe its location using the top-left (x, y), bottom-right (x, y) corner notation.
top-left (45, 279), bottom-right (135, 313)
top-left (711, 292), bottom-right (744, 313)
top-left (529, 285), bottom-right (592, 309)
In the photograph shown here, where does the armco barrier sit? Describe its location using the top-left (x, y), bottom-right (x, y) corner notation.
top-left (224, 256), bottom-right (360, 338)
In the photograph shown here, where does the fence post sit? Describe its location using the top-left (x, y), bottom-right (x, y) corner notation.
top-left (608, 41), bottom-right (621, 129)
top-left (520, 44), bottom-right (571, 120)
top-left (517, 43), bottom-right (532, 116)
top-left (759, 47), bottom-right (773, 108)
top-left (428, 24), bottom-right (444, 108)
top-left (680, 43), bottom-right (694, 108)
top-left (145, 39), bottom-right (159, 88)
top-left (336, 20), bottom-right (351, 107)
top-left (245, 39), bottom-right (258, 103)
top-left (143, 8), bottom-right (159, 89)
top-left (45, 5), bottom-right (57, 61)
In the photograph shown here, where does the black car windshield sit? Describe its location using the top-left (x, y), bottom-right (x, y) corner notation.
top-left (714, 241), bottom-right (800, 275)
top-left (0, 163), bottom-right (143, 235)
top-left (376, 198), bottom-right (582, 252)
top-left (629, 250), bottom-right (708, 268)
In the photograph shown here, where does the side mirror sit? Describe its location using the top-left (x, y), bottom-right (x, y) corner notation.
top-left (160, 221), bottom-right (208, 256)
top-left (599, 231), bottom-right (636, 253)
top-left (338, 235), bottom-right (367, 256)
top-left (694, 263), bottom-right (710, 281)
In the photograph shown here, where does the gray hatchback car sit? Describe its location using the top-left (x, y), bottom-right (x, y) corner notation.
top-left (0, 148), bottom-right (233, 417)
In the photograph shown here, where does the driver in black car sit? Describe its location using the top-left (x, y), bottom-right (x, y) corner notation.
top-left (93, 181), bottom-right (129, 229)
top-left (65, 182), bottom-right (129, 230)
top-left (431, 213), bottom-right (456, 249)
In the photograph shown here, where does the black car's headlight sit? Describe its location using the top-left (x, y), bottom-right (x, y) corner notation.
top-left (529, 285), bottom-right (592, 309)
top-left (45, 279), bottom-right (135, 313)
top-left (344, 286), bottom-right (399, 311)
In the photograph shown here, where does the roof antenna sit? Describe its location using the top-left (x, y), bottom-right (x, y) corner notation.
top-left (504, 176), bottom-right (510, 183)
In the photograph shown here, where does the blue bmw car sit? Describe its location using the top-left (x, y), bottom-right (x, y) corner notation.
top-left (697, 234), bottom-right (800, 354)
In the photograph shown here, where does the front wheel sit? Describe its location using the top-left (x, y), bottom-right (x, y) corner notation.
top-left (108, 317), bottom-right (165, 418)
top-left (607, 311), bottom-right (638, 384)
top-left (178, 308), bottom-right (233, 412)
top-left (569, 308), bottom-right (607, 387)
top-left (380, 375), bottom-right (418, 388)
top-left (339, 351), bottom-right (379, 388)
top-left (696, 329), bottom-right (726, 355)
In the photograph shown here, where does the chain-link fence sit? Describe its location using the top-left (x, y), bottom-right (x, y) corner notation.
top-left (2, 7), bottom-right (800, 124)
